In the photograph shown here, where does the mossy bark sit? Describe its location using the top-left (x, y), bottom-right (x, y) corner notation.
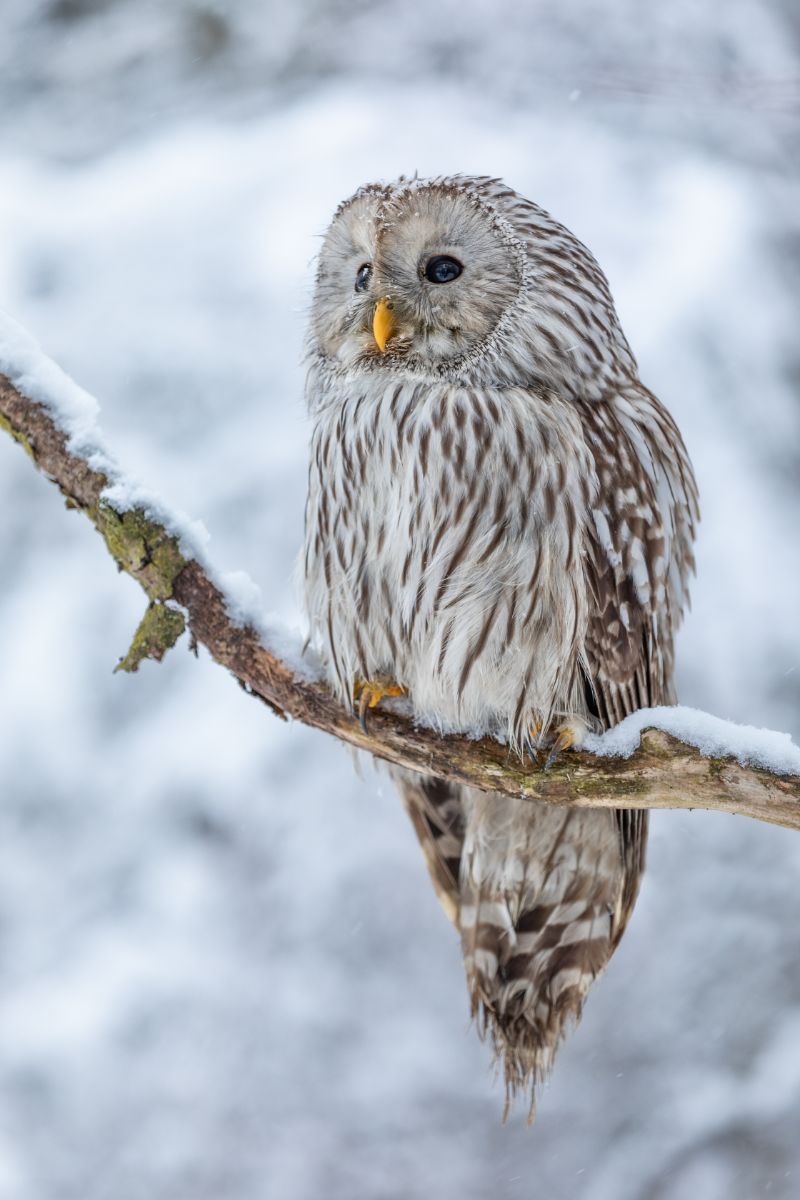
top-left (115, 601), bottom-right (186, 673)
top-left (94, 502), bottom-right (185, 600)
top-left (2, 369), bottom-right (799, 833)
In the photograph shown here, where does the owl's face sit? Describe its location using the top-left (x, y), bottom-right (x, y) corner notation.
top-left (310, 175), bottom-right (636, 398)
top-left (311, 180), bottom-right (525, 379)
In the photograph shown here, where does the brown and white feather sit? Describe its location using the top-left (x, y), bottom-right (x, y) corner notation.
top-left (302, 174), bottom-right (698, 1112)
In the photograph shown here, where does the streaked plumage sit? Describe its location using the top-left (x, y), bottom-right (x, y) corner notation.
top-left (303, 175), bottom-right (698, 1111)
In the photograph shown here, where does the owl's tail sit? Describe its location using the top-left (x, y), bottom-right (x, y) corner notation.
top-left (391, 768), bottom-right (467, 928)
top-left (459, 791), bottom-right (647, 1117)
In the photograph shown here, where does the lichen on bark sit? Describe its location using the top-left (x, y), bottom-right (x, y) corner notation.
top-left (0, 410), bottom-right (35, 460)
top-left (94, 502), bottom-right (185, 599)
top-left (115, 600), bottom-right (186, 673)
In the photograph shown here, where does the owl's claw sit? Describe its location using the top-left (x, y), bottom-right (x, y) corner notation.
top-left (524, 720), bottom-right (543, 763)
top-left (543, 720), bottom-right (586, 770)
top-left (353, 676), bottom-right (406, 731)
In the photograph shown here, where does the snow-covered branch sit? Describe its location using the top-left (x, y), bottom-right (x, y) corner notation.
top-left (2, 313), bottom-right (799, 832)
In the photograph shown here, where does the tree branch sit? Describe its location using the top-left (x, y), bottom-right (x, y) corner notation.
top-left (2, 340), bottom-right (799, 833)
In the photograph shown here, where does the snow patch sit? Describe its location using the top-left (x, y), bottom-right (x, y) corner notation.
top-left (585, 705), bottom-right (800, 777)
top-left (0, 306), bottom-right (101, 450)
top-left (216, 568), bottom-right (320, 680)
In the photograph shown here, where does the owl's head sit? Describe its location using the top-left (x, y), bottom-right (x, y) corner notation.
top-left (310, 175), bottom-right (635, 394)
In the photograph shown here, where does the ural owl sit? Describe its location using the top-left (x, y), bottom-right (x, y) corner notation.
top-left (303, 175), bottom-right (698, 1110)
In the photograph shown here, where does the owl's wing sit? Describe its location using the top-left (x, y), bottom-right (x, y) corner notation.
top-left (579, 387), bottom-right (698, 931)
top-left (580, 387), bottom-right (698, 727)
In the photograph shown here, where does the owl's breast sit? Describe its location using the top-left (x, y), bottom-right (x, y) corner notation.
top-left (304, 372), bottom-right (595, 741)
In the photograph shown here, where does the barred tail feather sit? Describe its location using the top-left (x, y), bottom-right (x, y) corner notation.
top-left (391, 768), bottom-right (466, 928)
top-left (460, 793), bottom-right (642, 1116)
top-left (392, 773), bottom-right (647, 1117)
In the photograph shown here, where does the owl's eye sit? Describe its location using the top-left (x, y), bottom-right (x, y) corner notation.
top-left (355, 263), bottom-right (372, 293)
top-left (424, 255), bottom-right (463, 284)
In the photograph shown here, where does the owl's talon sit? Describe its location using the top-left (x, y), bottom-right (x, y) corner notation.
top-left (543, 721), bottom-right (584, 770)
top-left (524, 720), bottom-right (543, 763)
top-left (353, 676), bottom-right (406, 730)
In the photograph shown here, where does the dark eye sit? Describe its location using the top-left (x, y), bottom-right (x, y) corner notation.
top-left (424, 255), bottom-right (463, 284)
top-left (355, 263), bottom-right (372, 293)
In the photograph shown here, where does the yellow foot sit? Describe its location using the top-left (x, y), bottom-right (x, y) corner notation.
top-left (524, 719), bottom-right (544, 762)
top-left (353, 675), bottom-right (406, 731)
top-left (543, 719), bottom-right (586, 770)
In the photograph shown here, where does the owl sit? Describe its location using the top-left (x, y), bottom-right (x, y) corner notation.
top-left (302, 175), bottom-right (698, 1111)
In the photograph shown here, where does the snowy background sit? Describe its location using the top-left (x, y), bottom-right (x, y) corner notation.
top-left (1, 3), bottom-right (799, 1198)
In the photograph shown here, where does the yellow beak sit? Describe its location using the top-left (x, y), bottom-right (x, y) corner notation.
top-left (372, 297), bottom-right (397, 353)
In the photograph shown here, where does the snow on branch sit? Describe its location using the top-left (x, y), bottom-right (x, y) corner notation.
top-left (2, 311), bottom-right (799, 832)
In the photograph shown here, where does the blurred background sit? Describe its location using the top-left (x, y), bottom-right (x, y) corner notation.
top-left (1, 2), bottom-right (799, 1198)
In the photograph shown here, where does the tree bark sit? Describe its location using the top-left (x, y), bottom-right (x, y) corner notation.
top-left (2, 369), bottom-right (799, 833)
